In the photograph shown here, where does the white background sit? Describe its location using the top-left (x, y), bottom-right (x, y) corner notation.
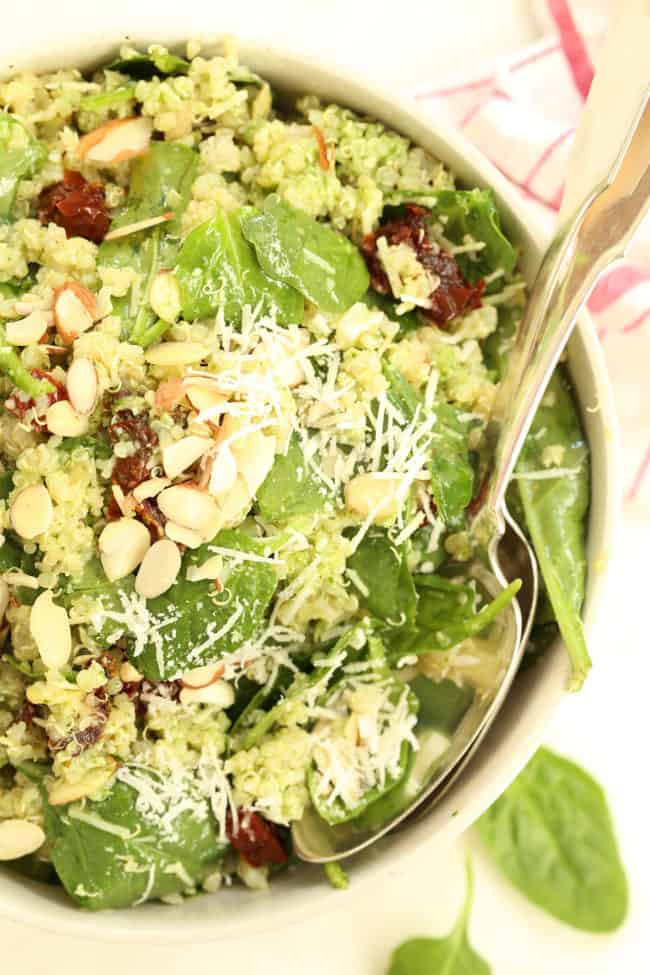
top-left (2, 1), bottom-right (648, 971)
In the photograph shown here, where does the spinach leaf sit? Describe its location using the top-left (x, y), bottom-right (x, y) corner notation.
top-left (56, 434), bottom-right (113, 459)
top-left (346, 528), bottom-right (417, 626)
top-left (478, 747), bottom-right (628, 932)
top-left (382, 360), bottom-right (422, 421)
top-left (0, 325), bottom-right (54, 396)
top-left (430, 402), bottom-right (475, 523)
top-left (107, 51), bottom-right (190, 78)
top-left (79, 85), bottom-right (137, 111)
top-left (257, 435), bottom-right (330, 521)
top-left (175, 209), bottom-right (304, 325)
top-left (387, 859), bottom-right (491, 975)
top-left (365, 290), bottom-right (422, 338)
top-left (44, 772), bottom-right (225, 910)
top-left (0, 112), bottom-right (47, 220)
top-left (98, 143), bottom-right (198, 345)
top-left (240, 194), bottom-right (369, 313)
top-left (409, 675), bottom-right (474, 736)
top-left (431, 188), bottom-right (517, 285)
top-left (515, 369), bottom-right (590, 689)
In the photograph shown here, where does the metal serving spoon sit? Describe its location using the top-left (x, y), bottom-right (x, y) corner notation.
top-left (292, 12), bottom-right (650, 863)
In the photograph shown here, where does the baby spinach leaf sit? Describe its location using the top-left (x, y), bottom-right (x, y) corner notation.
top-left (382, 360), bottom-right (422, 421)
top-left (515, 369), bottom-right (590, 689)
top-left (111, 142), bottom-right (198, 235)
top-left (409, 675), bottom-right (474, 736)
top-left (44, 772), bottom-right (226, 910)
top-left (257, 434), bottom-right (330, 521)
top-left (240, 194), bottom-right (369, 313)
top-left (175, 209), bottom-right (304, 325)
top-left (0, 112), bottom-right (47, 220)
top-left (430, 188), bottom-right (517, 285)
top-left (346, 529), bottom-right (417, 626)
top-left (387, 859), bottom-right (491, 975)
top-left (430, 402), bottom-right (475, 523)
top-left (478, 747), bottom-right (628, 932)
top-left (79, 84), bottom-right (137, 111)
top-left (365, 290), bottom-right (422, 338)
top-left (0, 325), bottom-right (54, 396)
top-left (107, 51), bottom-right (190, 78)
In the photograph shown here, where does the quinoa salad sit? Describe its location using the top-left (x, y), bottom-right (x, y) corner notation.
top-left (0, 41), bottom-right (590, 909)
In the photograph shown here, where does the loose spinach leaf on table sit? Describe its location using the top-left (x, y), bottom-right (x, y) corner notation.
top-left (515, 369), bottom-right (590, 690)
top-left (386, 859), bottom-right (491, 975)
top-left (44, 773), bottom-right (226, 910)
top-left (240, 194), bottom-right (369, 313)
top-left (175, 208), bottom-right (304, 325)
top-left (106, 51), bottom-right (190, 78)
top-left (346, 528), bottom-right (417, 626)
top-left (478, 747), bottom-right (628, 932)
top-left (98, 143), bottom-right (198, 346)
top-left (257, 434), bottom-right (330, 521)
top-left (430, 402), bottom-right (475, 523)
top-left (0, 112), bottom-right (47, 220)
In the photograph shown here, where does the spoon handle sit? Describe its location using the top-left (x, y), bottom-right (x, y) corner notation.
top-left (481, 14), bottom-right (650, 518)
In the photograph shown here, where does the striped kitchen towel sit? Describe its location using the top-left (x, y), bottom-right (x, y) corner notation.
top-left (413, 0), bottom-right (650, 508)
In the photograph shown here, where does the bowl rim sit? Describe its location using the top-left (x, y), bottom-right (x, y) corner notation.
top-left (0, 34), bottom-right (619, 943)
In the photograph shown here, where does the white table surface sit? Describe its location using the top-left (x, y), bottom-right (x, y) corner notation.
top-left (2, 1), bottom-right (648, 971)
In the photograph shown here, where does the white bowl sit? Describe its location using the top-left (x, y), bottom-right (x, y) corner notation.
top-left (0, 35), bottom-right (618, 943)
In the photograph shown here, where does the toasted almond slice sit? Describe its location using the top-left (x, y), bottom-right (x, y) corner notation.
top-left (119, 661), bottom-right (143, 683)
top-left (99, 517), bottom-right (151, 582)
top-left (155, 378), bottom-right (187, 413)
top-left (30, 590), bottom-right (72, 671)
top-left (232, 432), bottom-right (276, 498)
top-left (66, 357), bottom-right (98, 415)
top-left (112, 483), bottom-right (137, 517)
top-left (344, 473), bottom-right (402, 524)
top-left (2, 570), bottom-right (40, 589)
top-left (46, 400), bottom-right (89, 438)
top-left (165, 520), bottom-right (204, 549)
top-left (149, 271), bottom-right (182, 323)
top-left (208, 443), bottom-right (237, 499)
top-left (132, 476), bottom-right (171, 502)
top-left (48, 761), bottom-right (117, 807)
top-left (157, 485), bottom-right (220, 540)
top-left (5, 310), bottom-right (50, 346)
top-left (185, 384), bottom-right (228, 415)
top-left (162, 435), bottom-right (213, 480)
top-left (135, 538), bottom-right (182, 599)
top-left (53, 282), bottom-right (98, 344)
top-left (185, 554), bottom-right (223, 583)
top-left (179, 679), bottom-right (235, 708)
top-left (0, 579), bottom-right (9, 619)
top-left (10, 484), bottom-right (53, 539)
top-left (145, 342), bottom-right (207, 367)
top-left (104, 213), bottom-right (174, 242)
top-left (180, 662), bottom-right (225, 689)
top-left (77, 116), bottom-right (152, 164)
top-left (0, 819), bottom-right (45, 861)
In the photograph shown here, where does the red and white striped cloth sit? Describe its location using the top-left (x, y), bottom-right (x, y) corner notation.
top-left (413, 0), bottom-right (650, 508)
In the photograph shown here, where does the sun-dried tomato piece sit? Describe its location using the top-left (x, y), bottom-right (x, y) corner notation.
top-left (107, 408), bottom-right (159, 494)
top-left (5, 369), bottom-right (67, 429)
top-left (37, 170), bottom-right (110, 244)
top-left (362, 203), bottom-right (484, 326)
top-left (226, 810), bottom-right (289, 867)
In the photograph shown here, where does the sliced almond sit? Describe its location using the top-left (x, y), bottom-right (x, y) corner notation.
top-left (30, 590), bottom-right (72, 671)
top-left (10, 484), bottom-right (53, 539)
top-left (145, 342), bottom-right (208, 367)
top-left (0, 819), bottom-right (45, 861)
top-left (157, 485), bottom-right (220, 541)
top-left (185, 384), bottom-right (228, 415)
top-left (149, 270), bottom-right (182, 323)
top-left (104, 213), bottom-right (174, 242)
top-left (0, 579), bottom-right (9, 619)
top-left (162, 435), bottom-right (213, 480)
top-left (48, 761), bottom-right (117, 807)
top-left (345, 473), bottom-right (402, 524)
top-left (179, 679), bottom-right (235, 708)
top-left (208, 443), bottom-right (237, 499)
top-left (5, 310), bottom-right (50, 346)
top-left (155, 378), bottom-right (187, 413)
top-left (135, 538), bottom-right (182, 599)
top-left (112, 483), bottom-right (137, 517)
top-left (77, 116), bottom-right (152, 165)
top-left (99, 517), bottom-right (151, 582)
top-left (232, 431), bottom-right (276, 498)
top-left (132, 476), bottom-right (171, 502)
top-left (2, 570), bottom-right (40, 589)
top-left (165, 520), bottom-right (204, 549)
top-left (180, 662), bottom-right (225, 689)
top-left (186, 554), bottom-right (223, 583)
top-left (46, 400), bottom-right (89, 438)
top-left (119, 661), bottom-right (143, 683)
top-left (66, 357), bottom-right (98, 415)
top-left (53, 282), bottom-right (98, 344)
